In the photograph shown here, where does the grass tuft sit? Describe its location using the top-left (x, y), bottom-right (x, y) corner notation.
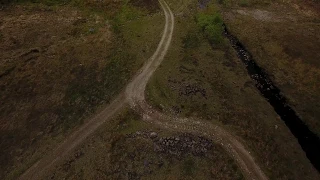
top-left (182, 157), bottom-right (196, 176)
top-left (182, 30), bottom-right (201, 49)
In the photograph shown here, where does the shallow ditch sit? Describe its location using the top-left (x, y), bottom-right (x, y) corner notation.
top-left (223, 25), bottom-right (320, 172)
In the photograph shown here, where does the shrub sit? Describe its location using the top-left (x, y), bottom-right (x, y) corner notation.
top-left (204, 23), bottom-right (223, 44)
top-left (197, 13), bottom-right (224, 44)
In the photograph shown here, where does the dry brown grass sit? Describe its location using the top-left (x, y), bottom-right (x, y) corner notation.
top-left (222, 0), bottom-right (320, 136)
top-left (0, 4), bottom-right (113, 178)
top-left (0, 0), bottom-right (164, 179)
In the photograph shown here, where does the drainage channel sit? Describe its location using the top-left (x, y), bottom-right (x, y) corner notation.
top-left (223, 26), bottom-right (320, 172)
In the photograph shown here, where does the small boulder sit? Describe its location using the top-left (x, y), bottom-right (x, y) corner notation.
top-left (150, 132), bottom-right (158, 139)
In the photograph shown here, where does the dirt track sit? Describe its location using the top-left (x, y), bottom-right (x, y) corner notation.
top-left (19, 0), bottom-right (268, 179)
top-left (126, 1), bottom-right (268, 180)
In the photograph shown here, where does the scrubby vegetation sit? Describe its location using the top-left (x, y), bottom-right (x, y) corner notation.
top-left (197, 12), bottom-right (224, 44)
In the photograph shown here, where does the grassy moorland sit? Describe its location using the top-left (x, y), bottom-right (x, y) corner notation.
top-left (146, 0), bottom-right (319, 179)
top-left (221, 0), bottom-right (320, 137)
top-left (1, 0), bottom-right (319, 179)
top-left (0, 0), bottom-right (164, 179)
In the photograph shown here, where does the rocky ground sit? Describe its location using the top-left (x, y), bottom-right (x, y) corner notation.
top-left (44, 109), bottom-right (244, 180)
top-left (129, 131), bottom-right (213, 157)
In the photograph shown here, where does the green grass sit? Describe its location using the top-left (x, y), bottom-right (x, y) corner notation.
top-left (182, 157), bottom-right (196, 176)
top-left (116, 110), bottom-right (145, 135)
top-left (112, 4), bottom-right (145, 33)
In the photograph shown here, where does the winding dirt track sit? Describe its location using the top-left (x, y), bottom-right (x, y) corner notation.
top-left (19, 1), bottom-right (268, 179)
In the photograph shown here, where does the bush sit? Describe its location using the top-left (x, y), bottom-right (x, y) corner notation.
top-left (197, 13), bottom-right (224, 44)
top-left (204, 24), bottom-right (223, 44)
